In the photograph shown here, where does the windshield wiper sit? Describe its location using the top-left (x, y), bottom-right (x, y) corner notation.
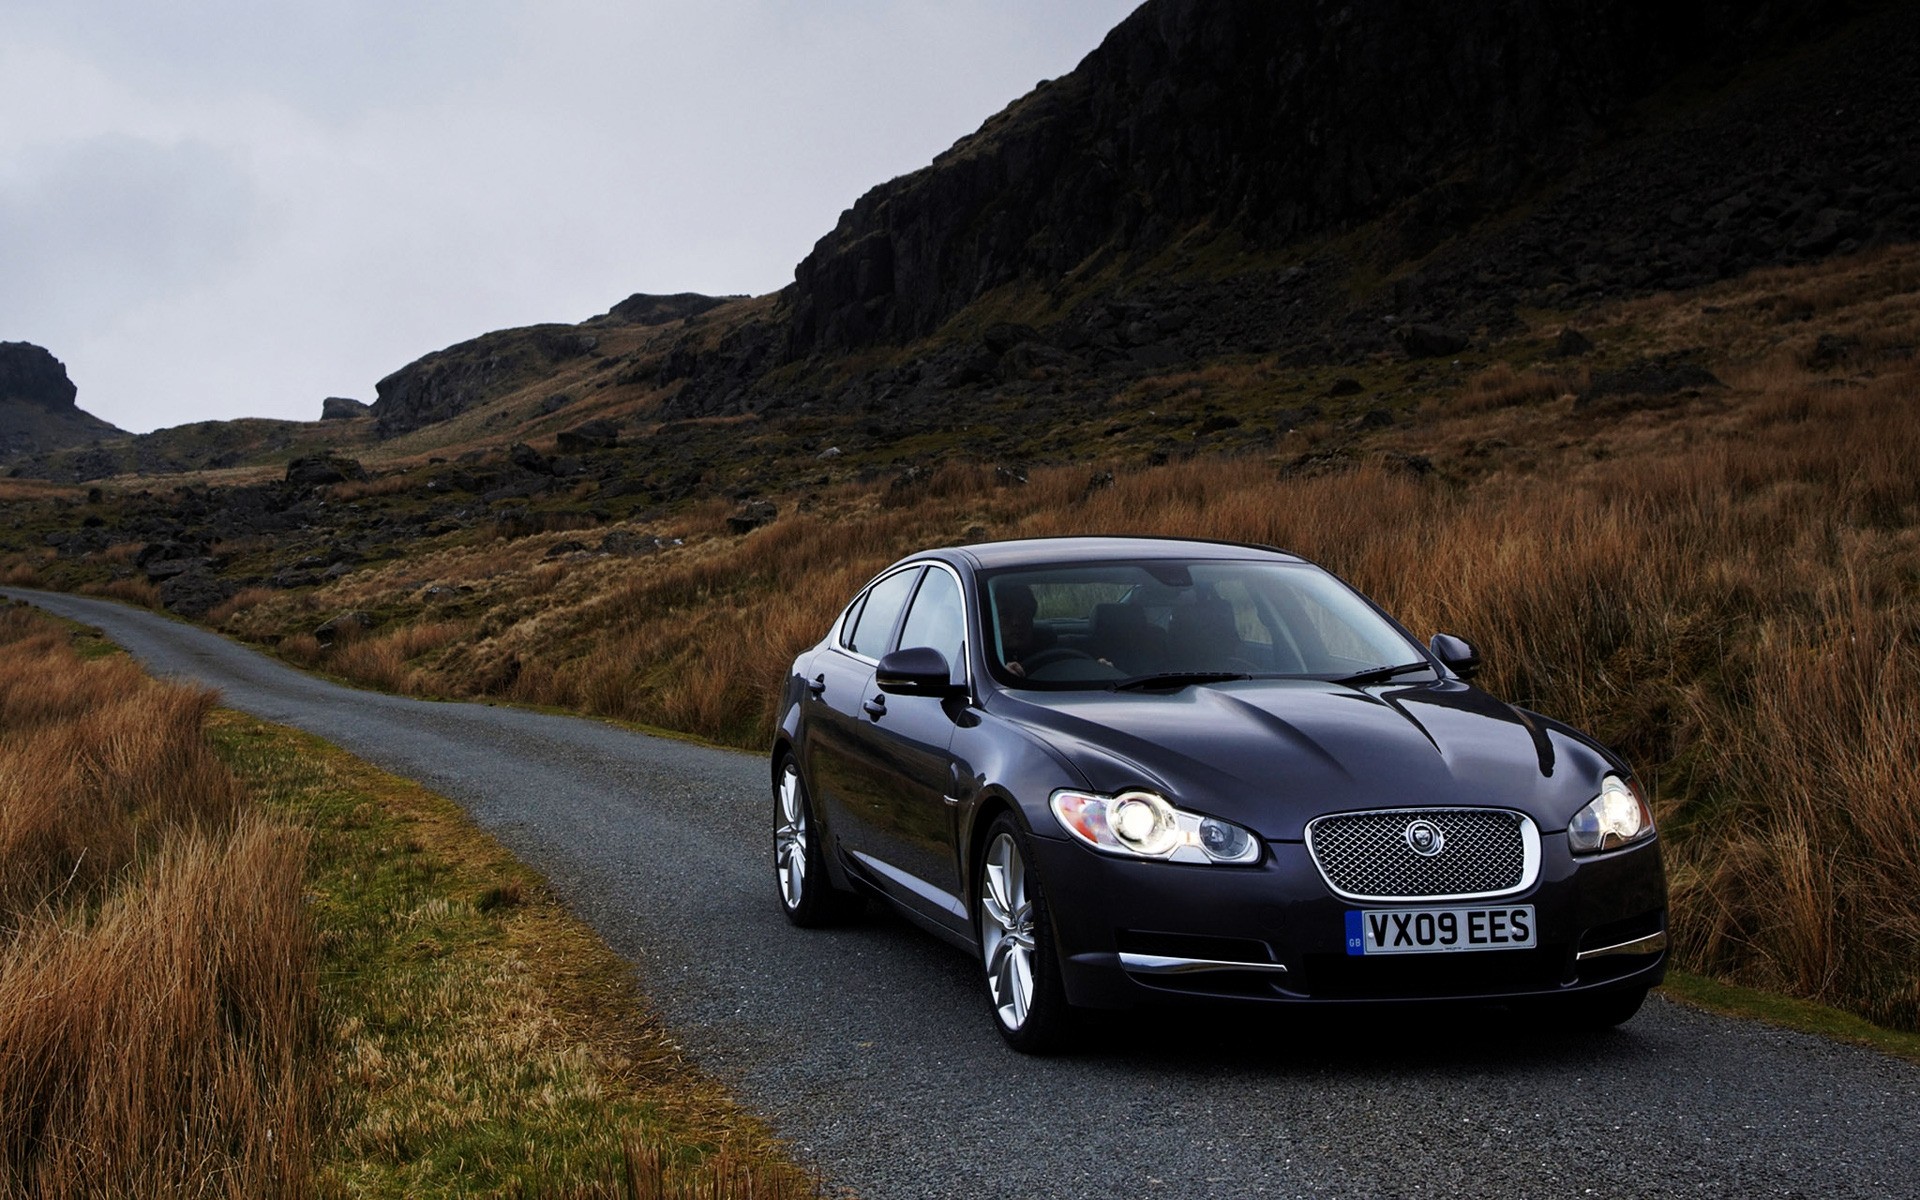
top-left (1111, 671), bottom-right (1251, 692)
top-left (1331, 661), bottom-right (1435, 687)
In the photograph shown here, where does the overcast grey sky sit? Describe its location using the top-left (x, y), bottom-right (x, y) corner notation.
top-left (0, 1), bottom-right (1139, 434)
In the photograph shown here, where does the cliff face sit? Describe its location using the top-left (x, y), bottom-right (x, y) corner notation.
top-left (370, 326), bottom-right (602, 438)
top-left (370, 294), bottom-right (737, 437)
top-left (781, 0), bottom-right (1846, 358)
top-left (0, 342), bottom-right (79, 411)
top-left (0, 343), bottom-right (126, 458)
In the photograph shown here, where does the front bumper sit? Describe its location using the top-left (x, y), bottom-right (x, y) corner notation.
top-left (1029, 831), bottom-right (1668, 1009)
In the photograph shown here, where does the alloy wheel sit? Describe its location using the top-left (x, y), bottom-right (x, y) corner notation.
top-left (981, 831), bottom-right (1037, 1030)
top-left (776, 764), bottom-right (808, 910)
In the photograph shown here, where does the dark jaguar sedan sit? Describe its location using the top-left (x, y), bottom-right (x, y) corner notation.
top-left (771, 536), bottom-right (1667, 1052)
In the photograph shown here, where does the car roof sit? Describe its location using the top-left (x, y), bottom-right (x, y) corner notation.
top-left (930, 535), bottom-right (1306, 571)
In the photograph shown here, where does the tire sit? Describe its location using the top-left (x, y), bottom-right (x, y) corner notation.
top-left (1563, 985), bottom-right (1649, 1030)
top-left (977, 813), bottom-right (1074, 1053)
top-left (775, 758), bottom-right (854, 927)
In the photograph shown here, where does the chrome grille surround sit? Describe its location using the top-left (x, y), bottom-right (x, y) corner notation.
top-left (1305, 807), bottom-right (1541, 902)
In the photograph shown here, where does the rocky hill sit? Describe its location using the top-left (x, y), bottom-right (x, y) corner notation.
top-left (9, 0), bottom-right (1920, 501)
top-left (654, 0), bottom-right (1918, 419)
top-left (0, 342), bottom-right (125, 457)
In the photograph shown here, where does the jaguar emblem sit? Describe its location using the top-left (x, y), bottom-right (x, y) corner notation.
top-left (1403, 818), bottom-right (1446, 857)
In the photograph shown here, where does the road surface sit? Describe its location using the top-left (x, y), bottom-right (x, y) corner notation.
top-left (7, 588), bottom-right (1916, 1199)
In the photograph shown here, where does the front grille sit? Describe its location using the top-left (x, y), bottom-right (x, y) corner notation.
top-left (1306, 808), bottom-right (1534, 900)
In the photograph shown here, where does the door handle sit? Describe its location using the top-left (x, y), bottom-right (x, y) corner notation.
top-left (807, 673), bottom-right (827, 697)
top-left (862, 695), bottom-right (887, 719)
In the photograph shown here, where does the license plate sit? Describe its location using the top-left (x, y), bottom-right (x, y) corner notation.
top-left (1345, 905), bottom-right (1536, 956)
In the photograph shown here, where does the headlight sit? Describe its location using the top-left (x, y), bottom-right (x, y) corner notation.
top-left (1049, 789), bottom-right (1262, 865)
top-left (1568, 775), bottom-right (1655, 854)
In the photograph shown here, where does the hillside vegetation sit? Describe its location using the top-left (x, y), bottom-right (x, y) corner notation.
top-left (186, 246), bottom-right (1920, 1034)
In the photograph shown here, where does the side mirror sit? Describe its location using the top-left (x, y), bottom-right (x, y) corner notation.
top-left (876, 646), bottom-right (961, 696)
top-left (1429, 633), bottom-right (1482, 681)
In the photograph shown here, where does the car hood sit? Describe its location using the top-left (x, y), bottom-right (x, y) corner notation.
top-left (992, 678), bottom-right (1621, 841)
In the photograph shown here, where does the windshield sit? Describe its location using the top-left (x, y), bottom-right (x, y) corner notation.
top-left (979, 559), bottom-right (1425, 689)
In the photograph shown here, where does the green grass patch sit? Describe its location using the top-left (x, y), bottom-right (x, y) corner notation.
top-left (205, 709), bottom-right (819, 1200)
top-left (1660, 970), bottom-right (1920, 1065)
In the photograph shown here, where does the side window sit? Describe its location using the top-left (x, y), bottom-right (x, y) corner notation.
top-left (898, 570), bottom-right (966, 670)
top-left (845, 568), bottom-right (922, 658)
top-left (837, 595), bottom-right (868, 649)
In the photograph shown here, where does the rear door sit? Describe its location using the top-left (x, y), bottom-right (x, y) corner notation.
top-left (805, 566), bottom-right (922, 862)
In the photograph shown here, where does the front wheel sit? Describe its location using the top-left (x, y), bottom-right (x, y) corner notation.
top-left (775, 759), bottom-right (853, 927)
top-left (978, 814), bottom-right (1073, 1053)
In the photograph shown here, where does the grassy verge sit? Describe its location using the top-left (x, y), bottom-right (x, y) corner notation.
top-left (204, 708), bottom-right (818, 1199)
top-left (1660, 972), bottom-right (1920, 1066)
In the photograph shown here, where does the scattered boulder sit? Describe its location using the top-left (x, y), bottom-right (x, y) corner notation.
top-left (555, 419), bottom-right (619, 452)
top-left (1395, 325), bottom-right (1470, 359)
top-left (320, 396), bottom-right (372, 420)
top-left (144, 556), bottom-right (212, 583)
top-left (545, 540), bottom-right (589, 557)
top-left (1356, 408), bottom-right (1397, 429)
top-left (1804, 332), bottom-right (1861, 371)
top-left (158, 572), bottom-right (233, 619)
top-left (509, 442), bottom-right (552, 474)
top-left (1551, 327), bottom-right (1595, 358)
top-left (599, 530), bottom-right (672, 556)
top-left (1325, 377), bottom-right (1365, 397)
top-left (539, 392), bottom-right (575, 414)
top-left (285, 454), bottom-right (368, 489)
top-left (1577, 355), bottom-right (1725, 408)
top-left (726, 501), bottom-right (778, 534)
top-left (314, 611), bottom-right (375, 646)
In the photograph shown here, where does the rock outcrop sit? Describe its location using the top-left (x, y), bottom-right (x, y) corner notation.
top-left (0, 342), bottom-right (127, 458)
top-left (620, 0), bottom-right (1919, 423)
top-left (321, 396), bottom-right (372, 420)
top-left (0, 342), bottom-right (79, 410)
top-left (371, 326), bottom-right (600, 438)
top-left (595, 293), bottom-right (736, 327)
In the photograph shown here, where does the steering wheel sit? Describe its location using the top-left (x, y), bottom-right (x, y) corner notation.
top-left (1018, 647), bottom-right (1096, 671)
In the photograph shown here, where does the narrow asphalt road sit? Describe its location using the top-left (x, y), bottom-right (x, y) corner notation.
top-left (9, 588), bottom-right (1918, 1199)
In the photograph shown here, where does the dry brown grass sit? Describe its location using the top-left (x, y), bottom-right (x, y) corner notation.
top-left (327, 620), bottom-right (473, 692)
top-left (1449, 362), bottom-right (1574, 411)
top-left (83, 576), bottom-right (160, 609)
top-left (0, 480), bottom-right (83, 503)
top-left (206, 585), bottom-right (279, 627)
top-left (321, 473), bottom-right (418, 502)
top-left (0, 604), bottom-right (317, 1199)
